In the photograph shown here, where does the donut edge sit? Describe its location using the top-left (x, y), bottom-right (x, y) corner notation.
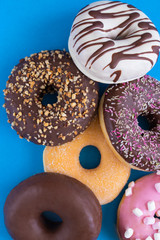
top-left (116, 191), bottom-right (127, 240)
top-left (98, 92), bottom-right (147, 172)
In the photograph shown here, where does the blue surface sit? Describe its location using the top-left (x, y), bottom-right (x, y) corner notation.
top-left (0, 0), bottom-right (160, 239)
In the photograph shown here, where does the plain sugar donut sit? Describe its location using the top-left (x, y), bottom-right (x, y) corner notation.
top-left (43, 117), bottom-right (130, 205)
top-left (68, 1), bottom-right (160, 83)
top-left (4, 50), bottom-right (99, 146)
top-left (117, 172), bottom-right (160, 240)
top-left (99, 75), bottom-right (160, 171)
top-left (4, 172), bottom-right (102, 240)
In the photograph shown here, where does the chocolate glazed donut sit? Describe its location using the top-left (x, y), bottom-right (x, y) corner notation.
top-left (4, 50), bottom-right (99, 146)
top-left (4, 173), bottom-right (102, 240)
top-left (99, 75), bottom-right (160, 171)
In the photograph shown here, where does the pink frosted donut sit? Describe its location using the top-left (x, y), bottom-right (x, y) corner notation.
top-left (117, 172), bottom-right (160, 240)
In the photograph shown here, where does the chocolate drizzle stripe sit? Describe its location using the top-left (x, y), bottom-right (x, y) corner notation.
top-left (72, 15), bottom-right (147, 50)
top-left (69, 1), bottom-right (160, 82)
top-left (73, 21), bottom-right (104, 42)
top-left (102, 39), bottom-right (160, 70)
top-left (73, 5), bottom-right (136, 33)
top-left (72, 18), bottom-right (93, 32)
top-left (77, 29), bottom-right (160, 57)
top-left (116, 17), bottom-right (149, 38)
top-left (73, 11), bottom-right (141, 43)
top-left (73, 28), bottom-right (107, 48)
top-left (74, 17), bottom-right (149, 50)
top-left (76, 1), bottom-right (123, 19)
top-left (110, 70), bottom-right (121, 82)
top-left (77, 37), bottom-right (109, 54)
top-left (87, 38), bottom-right (160, 69)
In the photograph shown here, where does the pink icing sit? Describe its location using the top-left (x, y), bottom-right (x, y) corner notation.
top-left (118, 173), bottom-right (160, 239)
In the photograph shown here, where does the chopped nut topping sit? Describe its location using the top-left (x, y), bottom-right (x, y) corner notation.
top-left (4, 50), bottom-right (98, 146)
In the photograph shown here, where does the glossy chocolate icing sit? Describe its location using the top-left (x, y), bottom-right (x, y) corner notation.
top-left (4, 172), bottom-right (102, 240)
top-left (4, 50), bottom-right (99, 146)
top-left (103, 75), bottom-right (160, 171)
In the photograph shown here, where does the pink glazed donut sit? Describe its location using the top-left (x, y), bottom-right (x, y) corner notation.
top-left (117, 172), bottom-right (160, 240)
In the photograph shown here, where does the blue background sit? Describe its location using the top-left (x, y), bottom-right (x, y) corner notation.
top-left (0, 0), bottom-right (160, 239)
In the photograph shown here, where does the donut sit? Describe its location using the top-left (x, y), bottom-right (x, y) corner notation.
top-left (4, 50), bottom-right (99, 146)
top-left (117, 172), bottom-right (160, 240)
top-left (99, 75), bottom-right (160, 171)
top-left (68, 1), bottom-right (160, 84)
top-left (4, 172), bottom-right (102, 240)
top-left (43, 117), bottom-right (130, 205)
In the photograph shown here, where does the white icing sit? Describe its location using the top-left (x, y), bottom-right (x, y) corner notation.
top-left (69, 1), bottom-right (160, 84)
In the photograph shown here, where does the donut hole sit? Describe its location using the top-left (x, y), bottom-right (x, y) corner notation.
top-left (42, 91), bottom-right (58, 106)
top-left (41, 211), bottom-right (62, 231)
top-left (154, 213), bottom-right (160, 220)
top-left (137, 115), bottom-right (152, 132)
top-left (79, 145), bottom-right (101, 169)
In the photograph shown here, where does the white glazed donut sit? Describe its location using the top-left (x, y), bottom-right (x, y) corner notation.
top-left (68, 1), bottom-right (160, 84)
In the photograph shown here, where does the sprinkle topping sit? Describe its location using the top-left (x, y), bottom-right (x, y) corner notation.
top-left (145, 237), bottom-right (153, 240)
top-left (128, 181), bottom-right (135, 188)
top-left (155, 183), bottom-right (160, 193)
top-left (143, 217), bottom-right (155, 225)
top-left (147, 201), bottom-right (156, 211)
top-left (103, 75), bottom-right (160, 171)
top-left (125, 187), bottom-right (132, 197)
top-left (153, 222), bottom-right (160, 230)
top-left (132, 208), bottom-right (143, 217)
top-left (154, 233), bottom-right (160, 240)
top-left (118, 173), bottom-right (160, 240)
top-left (124, 228), bottom-right (134, 238)
top-left (4, 50), bottom-right (99, 146)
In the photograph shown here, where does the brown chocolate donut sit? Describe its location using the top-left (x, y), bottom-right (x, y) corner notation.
top-left (4, 50), bottom-right (99, 146)
top-left (99, 75), bottom-right (160, 171)
top-left (4, 172), bottom-right (102, 240)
